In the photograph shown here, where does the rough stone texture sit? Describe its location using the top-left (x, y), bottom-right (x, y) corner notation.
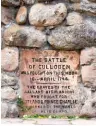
top-left (1, 73), bottom-right (18, 87)
top-left (8, 104), bottom-right (19, 118)
top-left (1, 87), bottom-right (17, 101)
top-left (80, 95), bottom-right (96, 117)
top-left (1, 0), bottom-right (96, 119)
top-left (1, 47), bottom-right (19, 71)
top-left (81, 0), bottom-right (96, 14)
top-left (29, 3), bottom-right (67, 26)
top-left (66, 12), bottom-right (83, 25)
top-left (16, 6), bottom-right (27, 25)
top-left (1, 102), bottom-right (8, 118)
top-left (80, 47), bottom-right (96, 66)
top-left (80, 47), bottom-right (96, 88)
top-left (1, 26), bottom-right (6, 49)
top-left (1, 102), bottom-right (19, 118)
top-left (1, 0), bottom-right (20, 7)
top-left (70, 0), bottom-right (80, 2)
top-left (68, 3), bottom-right (81, 12)
top-left (1, 6), bottom-right (15, 25)
top-left (88, 0), bottom-right (96, 2)
top-left (4, 24), bottom-right (46, 47)
top-left (48, 21), bottom-right (96, 50)
top-left (23, 0), bottom-right (35, 5)
top-left (37, 0), bottom-right (53, 2)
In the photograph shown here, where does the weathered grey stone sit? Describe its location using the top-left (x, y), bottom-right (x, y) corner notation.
top-left (1, 47), bottom-right (19, 71)
top-left (1, 6), bottom-right (15, 25)
top-left (80, 47), bottom-right (96, 88)
top-left (80, 95), bottom-right (96, 117)
top-left (81, 0), bottom-right (96, 14)
top-left (48, 21), bottom-right (96, 50)
top-left (80, 47), bottom-right (96, 65)
top-left (4, 24), bottom-right (46, 47)
top-left (10, 85), bottom-right (19, 90)
top-left (37, 0), bottom-right (53, 2)
top-left (8, 104), bottom-right (19, 118)
top-left (63, 85), bottom-right (91, 115)
top-left (79, 86), bottom-right (91, 103)
top-left (23, 0), bottom-right (35, 5)
top-left (68, 3), bottom-right (81, 12)
top-left (70, 0), bottom-right (80, 2)
top-left (36, 26), bottom-right (45, 31)
top-left (1, 102), bottom-right (8, 118)
top-left (1, 87), bottom-right (17, 101)
top-left (1, 0), bottom-right (20, 7)
top-left (16, 6), bottom-right (27, 25)
top-left (1, 73), bottom-right (18, 87)
top-left (29, 3), bottom-right (67, 27)
top-left (85, 16), bottom-right (96, 25)
top-left (88, 0), bottom-right (96, 2)
top-left (66, 12), bottom-right (83, 25)
top-left (1, 26), bottom-right (6, 49)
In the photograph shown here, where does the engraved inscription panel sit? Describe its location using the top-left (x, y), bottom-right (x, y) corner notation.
top-left (20, 50), bottom-right (80, 115)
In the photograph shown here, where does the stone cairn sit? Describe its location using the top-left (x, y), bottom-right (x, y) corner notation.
top-left (1, 0), bottom-right (96, 118)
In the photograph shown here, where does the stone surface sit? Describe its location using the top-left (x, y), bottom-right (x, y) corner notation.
top-left (1, 118), bottom-right (96, 124)
top-left (1, 73), bottom-right (18, 87)
top-left (70, 0), bottom-right (80, 2)
top-left (29, 3), bottom-right (67, 27)
top-left (80, 95), bottom-right (96, 117)
top-left (23, 0), bottom-right (35, 5)
top-left (1, 6), bottom-right (15, 25)
top-left (16, 6), bottom-right (27, 25)
top-left (1, 47), bottom-right (19, 71)
top-left (1, 119), bottom-right (23, 123)
top-left (23, 119), bottom-right (70, 125)
top-left (81, 65), bottom-right (96, 88)
top-left (4, 24), bottom-right (46, 47)
top-left (1, 0), bottom-right (20, 7)
top-left (8, 104), bottom-right (19, 118)
top-left (1, 102), bottom-right (8, 118)
top-left (20, 50), bottom-right (90, 116)
top-left (37, 0), bottom-right (53, 2)
top-left (81, 0), bottom-right (96, 14)
top-left (1, 0), bottom-right (96, 119)
top-left (66, 12), bottom-right (83, 25)
top-left (1, 26), bottom-right (6, 49)
top-left (1, 87), bottom-right (17, 101)
top-left (88, 0), bottom-right (96, 2)
top-left (80, 47), bottom-right (96, 65)
top-left (80, 47), bottom-right (96, 88)
top-left (68, 3), bottom-right (81, 12)
top-left (71, 119), bottom-right (96, 125)
top-left (48, 21), bottom-right (96, 50)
